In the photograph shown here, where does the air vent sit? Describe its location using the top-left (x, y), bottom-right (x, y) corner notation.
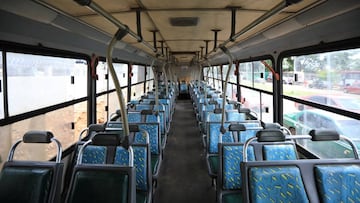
top-left (170, 17), bottom-right (198, 27)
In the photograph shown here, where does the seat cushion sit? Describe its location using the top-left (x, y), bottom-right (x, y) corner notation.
top-left (222, 192), bottom-right (242, 203)
top-left (207, 155), bottom-right (219, 176)
top-left (136, 190), bottom-right (148, 203)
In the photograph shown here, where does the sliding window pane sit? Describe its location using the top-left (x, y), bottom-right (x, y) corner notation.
top-left (7, 53), bottom-right (87, 116)
top-left (0, 52), bottom-right (3, 119)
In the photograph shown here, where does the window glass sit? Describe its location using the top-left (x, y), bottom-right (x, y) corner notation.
top-left (96, 94), bottom-right (107, 124)
top-left (108, 89), bottom-right (127, 115)
top-left (239, 60), bottom-right (273, 92)
top-left (0, 101), bottom-right (87, 169)
top-left (96, 61), bottom-right (107, 93)
top-left (7, 53), bottom-right (87, 116)
top-left (131, 83), bottom-right (144, 100)
top-left (228, 64), bottom-right (237, 84)
top-left (282, 99), bottom-right (360, 158)
top-left (132, 65), bottom-right (145, 84)
top-left (0, 52), bottom-right (3, 119)
top-left (282, 48), bottom-right (360, 113)
top-left (146, 80), bottom-right (153, 93)
top-left (241, 87), bottom-right (273, 122)
top-left (109, 63), bottom-right (128, 89)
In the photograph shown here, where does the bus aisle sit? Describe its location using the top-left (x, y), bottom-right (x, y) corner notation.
top-left (153, 99), bottom-right (216, 203)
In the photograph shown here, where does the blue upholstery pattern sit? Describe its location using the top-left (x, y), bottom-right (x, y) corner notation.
top-left (136, 105), bottom-right (152, 111)
top-left (128, 112), bottom-right (141, 123)
top-left (115, 147), bottom-right (148, 191)
top-left (204, 104), bottom-right (217, 111)
top-left (263, 144), bottom-right (297, 160)
top-left (209, 123), bottom-right (233, 154)
top-left (134, 132), bottom-right (147, 144)
top-left (209, 114), bottom-right (222, 123)
top-left (138, 124), bottom-right (160, 155)
top-left (145, 114), bottom-right (160, 123)
top-left (82, 146), bottom-right (106, 164)
top-left (315, 164), bottom-right (360, 203)
top-left (226, 111), bottom-right (245, 122)
top-left (223, 145), bottom-right (255, 189)
top-left (249, 166), bottom-right (309, 203)
top-left (239, 129), bottom-right (260, 143)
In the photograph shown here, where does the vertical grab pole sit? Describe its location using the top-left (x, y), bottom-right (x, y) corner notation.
top-left (219, 46), bottom-right (234, 134)
top-left (152, 65), bottom-right (159, 112)
top-left (107, 29), bottom-right (130, 136)
top-left (205, 61), bottom-right (213, 104)
top-left (161, 63), bottom-right (169, 97)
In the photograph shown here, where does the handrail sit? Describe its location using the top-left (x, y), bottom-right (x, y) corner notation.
top-left (204, 0), bottom-right (302, 61)
top-left (219, 46), bottom-right (234, 134)
top-left (107, 30), bottom-right (129, 136)
top-left (74, 0), bottom-right (158, 54)
top-left (161, 62), bottom-right (169, 97)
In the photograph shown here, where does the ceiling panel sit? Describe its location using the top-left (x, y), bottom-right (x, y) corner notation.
top-left (40, 0), bottom-right (321, 63)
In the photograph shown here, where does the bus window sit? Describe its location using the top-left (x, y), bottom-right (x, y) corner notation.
top-left (282, 48), bottom-right (360, 114)
top-left (7, 53), bottom-right (88, 116)
top-left (0, 51), bottom-right (3, 119)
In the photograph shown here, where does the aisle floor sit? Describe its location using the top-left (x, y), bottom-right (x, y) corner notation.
top-left (153, 99), bottom-right (216, 203)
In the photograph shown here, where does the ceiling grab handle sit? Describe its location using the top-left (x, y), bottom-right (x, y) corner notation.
top-left (219, 46), bottom-right (234, 134)
top-left (107, 29), bottom-right (130, 137)
top-left (151, 59), bottom-right (159, 112)
top-left (161, 62), bottom-right (169, 97)
top-left (204, 61), bottom-right (213, 105)
top-left (74, 0), bottom-right (157, 54)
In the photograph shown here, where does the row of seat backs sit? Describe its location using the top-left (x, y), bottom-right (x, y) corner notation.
top-left (106, 121), bottom-right (162, 180)
top-left (128, 106), bottom-right (168, 136)
top-left (217, 128), bottom-right (298, 191)
top-left (0, 131), bottom-right (64, 203)
top-left (207, 121), bottom-right (263, 154)
top-left (241, 159), bottom-right (360, 203)
top-left (200, 109), bottom-right (253, 136)
top-left (241, 129), bottom-right (360, 203)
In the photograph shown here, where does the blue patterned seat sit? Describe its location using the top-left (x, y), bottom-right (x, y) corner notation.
top-left (128, 112), bottom-right (142, 123)
top-left (263, 144), bottom-right (298, 160)
top-left (206, 122), bottom-right (234, 180)
top-left (218, 144), bottom-right (255, 202)
top-left (226, 110), bottom-right (246, 122)
top-left (249, 166), bottom-right (309, 203)
top-left (137, 123), bottom-right (162, 180)
top-left (315, 164), bottom-right (360, 203)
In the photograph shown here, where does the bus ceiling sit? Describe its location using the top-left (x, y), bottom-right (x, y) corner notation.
top-left (0, 0), bottom-right (359, 65)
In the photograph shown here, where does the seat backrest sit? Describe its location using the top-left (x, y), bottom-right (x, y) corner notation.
top-left (219, 144), bottom-right (255, 190)
top-left (0, 131), bottom-right (64, 203)
top-left (262, 143), bottom-right (298, 160)
top-left (66, 165), bottom-right (136, 203)
top-left (128, 111), bottom-right (142, 123)
top-left (226, 110), bottom-right (246, 122)
top-left (248, 165), bottom-right (309, 203)
top-left (207, 122), bottom-right (234, 154)
top-left (315, 164), bottom-right (360, 203)
top-left (66, 132), bottom-right (136, 203)
top-left (114, 131), bottom-right (152, 192)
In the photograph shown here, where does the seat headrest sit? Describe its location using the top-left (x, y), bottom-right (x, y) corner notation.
top-left (228, 124), bottom-right (246, 132)
top-left (238, 108), bottom-right (251, 114)
top-left (309, 129), bottom-right (339, 141)
top-left (256, 129), bottom-right (285, 142)
top-left (23, 131), bottom-right (54, 143)
top-left (92, 133), bottom-right (121, 146)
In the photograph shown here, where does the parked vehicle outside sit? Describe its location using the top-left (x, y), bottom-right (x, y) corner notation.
top-left (295, 94), bottom-right (360, 113)
top-left (283, 109), bottom-right (360, 158)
